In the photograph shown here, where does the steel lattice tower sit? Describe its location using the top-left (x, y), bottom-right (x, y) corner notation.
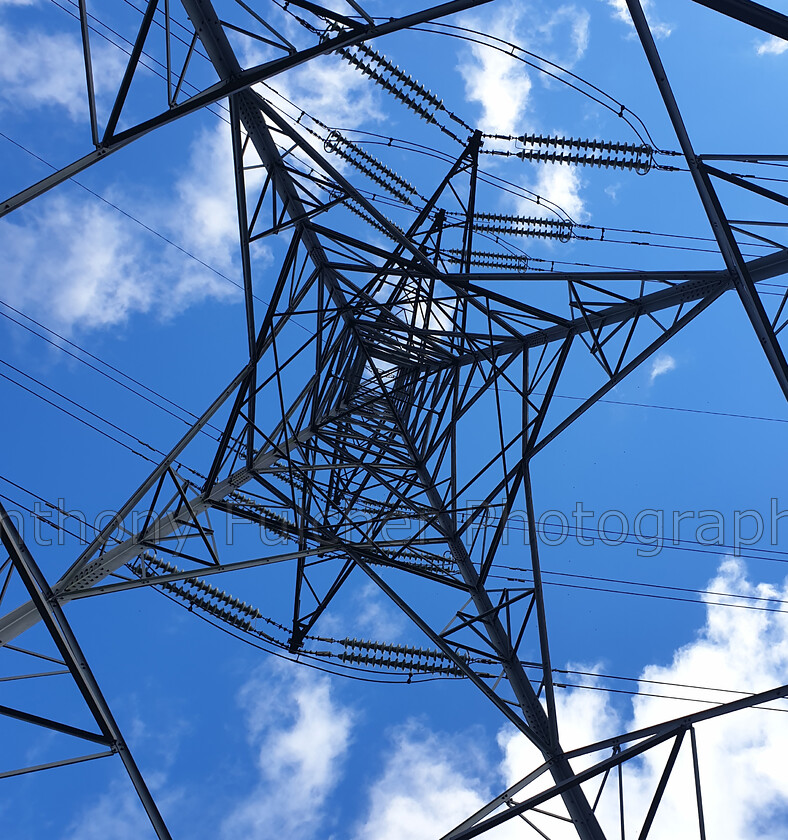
top-left (2, 0), bottom-right (788, 837)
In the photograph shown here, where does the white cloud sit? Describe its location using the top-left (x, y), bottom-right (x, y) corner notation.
top-left (0, 194), bottom-right (159, 330)
top-left (458, 1), bottom-right (590, 138)
top-left (0, 27), bottom-right (88, 119)
top-left (63, 768), bottom-right (180, 840)
top-left (496, 557), bottom-right (788, 838)
top-left (352, 722), bottom-right (492, 840)
top-left (457, 2), bottom-right (593, 220)
top-left (0, 16), bottom-right (288, 334)
top-left (0, 185), bottom-right (241, 333)
top-left (269, 56), bottom-right (382, 131)
top-left (606, 0), bottom-right (631, 25)
top-left (536, 5), bottom-right (591, 65)
top-left (244, 51), bottom-right (384, 200)
top-left (63, 781), bottom-right (160, 840)
top-left (172, 121), bottom-right (245, 274)
top-left (608, 559), bottom-right (788, 838)
top-left (570, 11), bottom-right (591, 59)
top-left (221, 661), bottom-right (353, 840)
top-left (605, 0), bottom-right (673, 39)
top-left (354, 581), bottom-right (408, 640)
top-left (150, 111), bottom-right (275, 309)
top-left (258, 55), bottom-right (384, 190)
top-left (609, 557), bottom-right (788, 837)
top-left (757, 35), bottom-right (788, 56)
top-left (242, 27), bottom-right (382, 135)
top-left (526, 164), bottom-right (587, 222)
top-left (0, 23), bottom-right (124, 119)
top-left (458, 4), bottom-right (532, 136)
top-left (345, 557), bottom-right (788, 838)
top-left (0, 118), bottom-right (263, 332)
top-left (649, 352), bottom-right (677, 382)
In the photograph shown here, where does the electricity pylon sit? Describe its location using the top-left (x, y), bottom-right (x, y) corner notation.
top-left (2, 0), bottom-right (788, 837)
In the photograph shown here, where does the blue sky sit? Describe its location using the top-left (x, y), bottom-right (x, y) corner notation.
top-left (2, 0), bottom-right (788, 837)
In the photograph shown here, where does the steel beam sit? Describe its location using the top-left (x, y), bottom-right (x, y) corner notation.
top-left (626, 0), bottom-right (788, 403)
top-left (0, 0), bottom-right (493, 218)
top-left (0, 503), bottom-right (171, 840)
top-left (6, 4), bottom-right (788, 836)
top-left (3, 243), bottom-right (785, 645)
top-left (691, 0), bottom-right (788, 38)
top-left (448, 679), bottom-right (788, 839)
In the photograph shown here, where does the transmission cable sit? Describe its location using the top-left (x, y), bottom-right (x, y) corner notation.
top-left (4, 476), bottom-right (787, 710)
top-left (0, 367), bottom-right (159, 465)
top-left (49, 0), bottom-right (226, 123)
top-left (520, 387), bottom-right (788, 427)
top-left (0, 297), bottom-right (222, 440)
top-left (0, 361), bottom-right (209, 481)
top-left (554, 680), bottom-right (788, 711)
top-left (5, 305), bottom-right (788, 502)
top-left (0, 294), bottom-right (221, 433)
top-left (52, 0), bottom-right (779, 274)
top-left (15, 0), bottom-right (788, 712)
top-left (21, 6), bottom-right (757, 275)
top-left (482, 513), bottom-right (788, 567)
top-left (0, 485), bottom-right (121, 547)
top-left (550, 665), bottom-right (788, 704)
top-left (414, 21), bottom-right (662, 151)
top-left (67, 0), bottom-right (676, 235)
top-left (491, 571), bottom-right (788, 616)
